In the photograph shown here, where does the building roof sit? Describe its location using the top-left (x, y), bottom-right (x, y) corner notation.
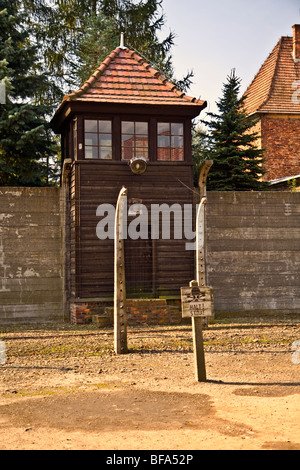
top-left (59, 46), bottom-right (206, 109)
top-left (243, 36), bottom-right (300, 115)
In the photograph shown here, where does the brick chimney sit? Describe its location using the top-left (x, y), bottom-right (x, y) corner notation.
top-left (293, 24), bottom-right (300, 60)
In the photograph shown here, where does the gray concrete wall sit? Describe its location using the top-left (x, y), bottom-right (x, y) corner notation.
top-left (0, 187), bottom-right (64, 323)
top-left (0, 188), bottom-right (299, 322)
top-left (206, 192), bottom-right (300, 315)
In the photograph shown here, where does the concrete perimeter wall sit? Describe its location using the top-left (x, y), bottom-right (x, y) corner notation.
top-left (0, 188), bottom-right (64, 323)
top-left (206, 192), bottom-right (300, 315)
top-left (0, 188), bottom-right (299, 323)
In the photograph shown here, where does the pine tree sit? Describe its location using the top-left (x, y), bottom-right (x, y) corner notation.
top-left (71, 11), bottom-right (119, 86)
top-left (18, 0), bottom-right (193, 95)
top-left (101, 0), bottom-right (194, 91)
top-left (69, 0), bottom-right (193, 92)
top-left (101, 0), bottom-right (174, 75)
top-left (0, 1), bottom-right (59, 186)
top-left (203, 70), bottom-right (268, 191)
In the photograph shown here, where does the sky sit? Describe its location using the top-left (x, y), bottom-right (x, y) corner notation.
top-left (159, 0), bottom-right (299, 117)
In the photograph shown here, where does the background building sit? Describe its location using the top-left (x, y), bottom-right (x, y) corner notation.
top-left (243, 24), bottom-right (300, 183)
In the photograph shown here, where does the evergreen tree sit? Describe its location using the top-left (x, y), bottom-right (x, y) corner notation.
top-left (0, 1), bottom-right (59, 186)
top-left (71, 11), bottom-right (119, 86)
top-left (191, 125), bottom-right (212, 187)
top-left (101, 0), bottom-right (175, 77)
top-left (18, 0), bottom-right (193, 95)
top-left (92, 0), bottom-right (194, 92)
top-left (16, 0), bottom-right (99, 97)
top-left (203, 70), bottom-right (268, 191)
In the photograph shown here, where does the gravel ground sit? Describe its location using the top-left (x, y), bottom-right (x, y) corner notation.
top-left (0, 316), bottom-right (300, 450)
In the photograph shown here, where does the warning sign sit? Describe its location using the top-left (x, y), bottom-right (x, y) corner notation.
top-left (181, 283), bottom-right (213, 318)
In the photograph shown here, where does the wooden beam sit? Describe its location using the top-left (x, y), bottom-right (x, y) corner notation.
top-left (192, 317), bottom-right (206, 382)
top-left (114, 187), bottom-right (128, 355)
top-left (196, 160), bottom-right (213, 287)
top-left (194, 160), bottom-right (213, 381)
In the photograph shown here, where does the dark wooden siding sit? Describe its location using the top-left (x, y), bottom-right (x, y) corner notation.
top-left (73, 161), bottom-right (195, 298)
top-left (69, 165), bottom-right (78, 298)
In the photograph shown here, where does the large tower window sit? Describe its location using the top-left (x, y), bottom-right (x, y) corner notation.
top-left (122, 121), bottom-right (148, 161)
top-left (157, 122), bottom-right (184, 161)
top-left (84, 119), bottom-right (112, 159)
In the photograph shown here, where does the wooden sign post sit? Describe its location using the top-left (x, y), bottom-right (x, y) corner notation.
top-left (181, 281), bottom-right (213, 382)
top-left (114, 187), bottom-right (128, 355)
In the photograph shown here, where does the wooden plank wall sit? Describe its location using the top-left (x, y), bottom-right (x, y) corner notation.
top-left (71, 161), bottom-right (195, 299)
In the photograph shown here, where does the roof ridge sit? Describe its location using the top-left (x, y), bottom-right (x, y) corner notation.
top-left (243, 37), bottom-right (282, 114)
top-left (126, 48), bottom-right (196, 102)
top-left (65, 47), bottom-right (122, 101)
top-left (59, 45), bottom-right (205, 109)
top-left (257, 37), bottom-right (283, 112)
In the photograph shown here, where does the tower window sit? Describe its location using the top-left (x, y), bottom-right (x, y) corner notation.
top-left (122, 121), bottom-right (148, 161)
top-left (84, 120), bottom-right (112, 159)
top-left (157, 122), bottom-right (184, 161)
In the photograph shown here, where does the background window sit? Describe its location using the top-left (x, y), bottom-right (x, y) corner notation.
top-left (122, 121), bottom-right (148, 161)
top-left (84, 120), bottom-right (112, 159)
top-left (157, 122), bottom-right (184, 161)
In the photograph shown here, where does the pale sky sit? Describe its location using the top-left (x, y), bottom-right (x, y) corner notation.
top-left (160, 0), bottom-right (299, 117)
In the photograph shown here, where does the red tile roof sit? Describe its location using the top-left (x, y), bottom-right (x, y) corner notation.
top-left (244, 36), bottom-right (300, 115)
top-left (62, 47), bottom-right (206, 109)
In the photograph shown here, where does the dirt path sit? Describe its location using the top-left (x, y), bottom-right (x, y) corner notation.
top-left (0, 319), bottom-right (300, 450)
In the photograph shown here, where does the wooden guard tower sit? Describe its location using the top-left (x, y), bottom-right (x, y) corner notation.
top-left (51, 40), bottom-right (207, 323)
